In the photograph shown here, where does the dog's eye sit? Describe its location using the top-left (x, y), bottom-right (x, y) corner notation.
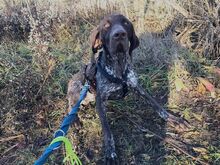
top-left (124, 21), bottom-right (129, 26)
top-left (104, 22), bottom-right (110, 28)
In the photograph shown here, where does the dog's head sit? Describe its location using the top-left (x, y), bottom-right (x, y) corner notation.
top-left (90, 14), bottom-right (139, 56)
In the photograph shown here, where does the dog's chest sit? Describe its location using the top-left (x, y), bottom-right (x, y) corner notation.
top-left (96, 67), bottom-right (138, 100)
top-left (96, 71), bottom-right (125, 100)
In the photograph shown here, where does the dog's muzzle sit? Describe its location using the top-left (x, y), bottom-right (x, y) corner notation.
top-left (110, 25), bottom-right (129, 53)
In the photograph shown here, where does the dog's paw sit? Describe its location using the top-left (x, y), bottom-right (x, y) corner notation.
top-left (105, 151), bottom-right (118, 165)
top-left (104, 137), bottom-right (118, 165)
top-left (158, 108), bottom-right (169, 120)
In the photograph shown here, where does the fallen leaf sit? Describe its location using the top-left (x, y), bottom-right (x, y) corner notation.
top-left (182, 109), bottom-right (191, 120)
top-left (174, 78), bottom-right (186, 91)
top-left (197, 83), bottom-right (206, 94)
top-left (193, 147), bottom-right (208, 154)
top-left (197, 77), bottom-right (215, 92)
top-left (192, 113), bottom-right (203, 121)
top-left (202, 154), bottom-right (210, 160)
top-left (183, 131), bottom-right (200, 139)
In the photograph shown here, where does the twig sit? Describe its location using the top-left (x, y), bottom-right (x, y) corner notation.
top-left (81, 16), bottom-right (95, 28)
top-left (0, 134), bottom-right (24, 143)
top-left (166, 0), bottom-right (189, 18)
top-left (1, 143), bottom-right (19, 156)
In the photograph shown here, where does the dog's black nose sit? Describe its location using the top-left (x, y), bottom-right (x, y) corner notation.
top-left (113, 30), bottom-right (127, 40)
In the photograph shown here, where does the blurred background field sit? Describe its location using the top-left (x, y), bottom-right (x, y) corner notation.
top-left (0, 0), bottom-right (219, 164)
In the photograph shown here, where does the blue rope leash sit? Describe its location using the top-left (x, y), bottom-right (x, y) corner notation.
top-left (34, 82), bottom-right (90, 165)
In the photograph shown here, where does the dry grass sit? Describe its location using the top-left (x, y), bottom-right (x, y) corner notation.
top-left (0, 0), bottom-right (220, 164)
top-left (172, 0), bottom-right (220, 60)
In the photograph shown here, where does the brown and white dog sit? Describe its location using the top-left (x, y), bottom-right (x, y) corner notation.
top-left (67, 14), bottom-right (171, 164)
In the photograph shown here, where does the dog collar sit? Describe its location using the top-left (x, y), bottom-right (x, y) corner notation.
top-left (97, 51), bottom-right (129, 95)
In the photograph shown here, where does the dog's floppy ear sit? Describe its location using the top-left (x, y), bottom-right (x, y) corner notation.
top-left (129, 27), bottom-right (139, 56)
top-left (89, 27), bottom-right (102, 54)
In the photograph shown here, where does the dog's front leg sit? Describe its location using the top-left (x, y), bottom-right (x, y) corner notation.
top-left (134, 84), bottom-right (191, 129)
top-left (96, 91), bottom-right (117, 164)
top-left (127, 69), bottom-right (169, 120)
top-left (127, 70), bottom-right (190, 129)
top-left (134, 85), bottom-right (169, 120)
